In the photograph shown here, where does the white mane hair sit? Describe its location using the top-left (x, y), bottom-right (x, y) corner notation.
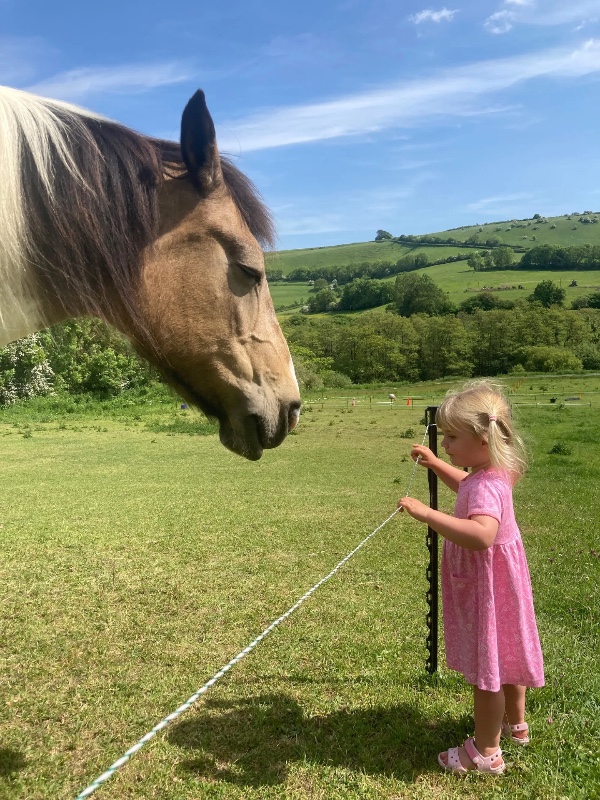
top-left (0, 86), bottom-right (106, 345)
top-left (0, 86), bottom-right (274, 350)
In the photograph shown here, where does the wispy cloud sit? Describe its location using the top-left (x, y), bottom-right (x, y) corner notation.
top-left (218, 40), bottom-right (600, 152)
top-left (410, 7), bottom-right (458, 24)
top-left (467, 192), bottom-right (535, 214)
top-left (485, 10), bottom-right (516, 34)
top-left (26, 62), bottom-right (194, 102)
top-left (485, 0), bottom-right (600, 33)
top-left (273, 179), bottom-right (435, 237)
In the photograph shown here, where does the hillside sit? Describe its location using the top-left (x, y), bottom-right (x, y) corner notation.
top-left (267, 211), bottom-right (600, 314)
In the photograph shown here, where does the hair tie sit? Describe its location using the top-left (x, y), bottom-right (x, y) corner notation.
top-left (489, 415), bottom-right (497, 422)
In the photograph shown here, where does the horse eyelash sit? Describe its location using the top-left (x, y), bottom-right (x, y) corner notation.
top-left (238, 263), bottom-right (263, 284)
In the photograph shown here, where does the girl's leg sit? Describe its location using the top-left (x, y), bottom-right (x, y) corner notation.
top-left (473, 686), bottom-right (505, 754)
top-left (503, 684), bottom-right (528, 740)
top-left (439, 686), bottom-right (505, 769)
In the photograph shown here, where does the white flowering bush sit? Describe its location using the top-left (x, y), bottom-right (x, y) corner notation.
top-left (0, 334), bottom-right (55, 404)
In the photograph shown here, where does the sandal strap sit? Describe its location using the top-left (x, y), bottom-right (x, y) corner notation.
top-left (446, 746), bottom-right (468, 772)
top-left (464, 737), bottom-right (504, 773)
top-left (507, 722), bottom-right (528, 732)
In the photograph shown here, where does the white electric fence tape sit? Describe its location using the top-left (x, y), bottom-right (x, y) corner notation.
top-left (75, 426), bottom-right (429, 799)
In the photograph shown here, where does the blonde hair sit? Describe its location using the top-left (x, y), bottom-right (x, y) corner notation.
top-left (436, 380), bottom-right (527, 479)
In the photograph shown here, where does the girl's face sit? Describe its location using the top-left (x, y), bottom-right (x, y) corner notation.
top-left (440, 427), bottom-right (490, 471)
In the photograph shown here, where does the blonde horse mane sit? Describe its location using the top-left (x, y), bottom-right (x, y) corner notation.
top-left (0, 85), bottom-right (274, 342)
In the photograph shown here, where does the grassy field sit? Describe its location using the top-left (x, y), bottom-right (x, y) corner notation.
top-left (266, 212), bottom-right (600, 277)
top-left (433, 213), bottom-right (600, 249)
top-left (269, 261), bottom-right (600, 313)
top-left (265, 210), bottom-right (600, 314)
top-left (0, 378), bottom-right (598, 799)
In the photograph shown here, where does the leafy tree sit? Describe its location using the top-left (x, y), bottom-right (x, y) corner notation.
top-left (412, 316), bottom-right (474, 380)
top-left (459, 292), bottom-right (514, 313)
top-left (338, 278), bottom-right (394, 311)
top-left (306, 288), bottom-right (338, 313)
top-left (392, 273), bottom-right (454, 317)
top-left (38, 319), bottom-right (151, 396)
top-left (313, 278), bottom-right (329, 291)
top-left (528, 280), bottom-right (566, 308)
top-left (266, 268), bottom-right (284, 282)
top-left (519, 346), bottom-right (582, 372)
top-left (467, 253), bottom-right (484, 271)
top-left (575, 342), bottom-right (600, 369)
top-left (492, 246), bottom-right (514, 269)
top-left (586, 292), bottom-right (600, 309)
top-left (375, 229), bottom-right (393, 241)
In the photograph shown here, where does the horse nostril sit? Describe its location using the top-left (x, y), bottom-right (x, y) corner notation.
top-left (288, 401), bottom-right (301, 431)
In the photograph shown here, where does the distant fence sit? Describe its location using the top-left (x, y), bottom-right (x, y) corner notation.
top-left (302, 393), bottom-right (596, 411)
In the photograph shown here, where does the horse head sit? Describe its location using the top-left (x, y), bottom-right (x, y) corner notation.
top-left (0, 85), bottom-right (300, 460)
top-left (135, 91), bottom-right (301, 460)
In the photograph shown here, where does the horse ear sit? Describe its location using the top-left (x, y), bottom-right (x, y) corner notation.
top-left (180, 90), bottom-right (223, 194)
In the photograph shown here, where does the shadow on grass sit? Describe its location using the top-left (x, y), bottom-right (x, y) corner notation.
top-left (0, 748), bottom-right (27, 778)
top-left (168, 693), bottom-right (471, 787)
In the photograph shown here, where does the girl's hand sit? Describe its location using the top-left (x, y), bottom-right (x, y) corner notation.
top-left (410, 445), bottom-right (438, 469)
top-left (397, 496), bottom-right (430, 523)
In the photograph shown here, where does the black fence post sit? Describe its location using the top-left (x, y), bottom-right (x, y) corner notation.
top-left (425, 406), bottom-right (439, 675)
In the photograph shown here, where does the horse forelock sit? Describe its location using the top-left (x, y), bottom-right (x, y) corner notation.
top-left (151, 138), bottom-right (276, 250)
top-left (220, 157), bottom-right (276, 250)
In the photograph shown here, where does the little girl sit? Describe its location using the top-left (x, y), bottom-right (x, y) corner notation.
top-left (399, 380), bottom-right (544, 775)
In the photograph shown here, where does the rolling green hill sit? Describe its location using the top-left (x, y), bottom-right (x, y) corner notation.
top-left (267, 211), bottom-right (600, 314)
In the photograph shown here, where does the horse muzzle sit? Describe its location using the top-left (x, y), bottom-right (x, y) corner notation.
top-left (220, 400), bottom-right (301, 461)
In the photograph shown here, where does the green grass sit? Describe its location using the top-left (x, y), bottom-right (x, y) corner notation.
top-left (269, 282), bottom-right (310, 310)
top-left (0, 379), bottom-right (598, 799)
top-left (266, 212), bottom-right (600, 278)
top-left (266, 240), bottom-right (416, 273)
top-left (422, 261), bottom-right (600, 306)
top-left (433, 213), bottom-right (600, 249)
top-left (266, 213), bottom-right (600, 315)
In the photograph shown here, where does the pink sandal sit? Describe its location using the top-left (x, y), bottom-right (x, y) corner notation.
top-left (438, 737), bottom-right (505, 775)
top-left (501, 721), bottom-right (530, 745)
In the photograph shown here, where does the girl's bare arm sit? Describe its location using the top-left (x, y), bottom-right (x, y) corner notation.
top-left (411, 445), bottom-right (468, 493)
top-left (398, 497), bottom-right (498, 551)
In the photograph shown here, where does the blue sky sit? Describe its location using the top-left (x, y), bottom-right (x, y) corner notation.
top-left (2, 0), bottom-right (600, 251)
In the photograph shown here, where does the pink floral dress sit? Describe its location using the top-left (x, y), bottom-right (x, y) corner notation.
top-left (441, 468), bottom-right (544, 692)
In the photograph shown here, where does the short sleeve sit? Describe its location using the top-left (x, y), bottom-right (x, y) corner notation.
top-left (465, 473), bottom-right (504, 524)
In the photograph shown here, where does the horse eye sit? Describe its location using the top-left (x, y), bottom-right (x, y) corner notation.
top-left (238, 264), bottom-right (263, 284)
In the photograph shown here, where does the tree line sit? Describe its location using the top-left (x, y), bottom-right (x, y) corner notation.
top-left (518, 244), bottom-right (600, 271)
top-left (266, 250), bottom-right (470, 286)
top-left (284, 304), bottom-right (600, 388)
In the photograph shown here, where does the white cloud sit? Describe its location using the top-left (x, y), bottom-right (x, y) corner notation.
top-left (535, 1), bottom-right (600, 25)
top-left (410, 7), bottom-right (458, 24)
top-left (485, 0), bottom-right (600, 31)
top-left (467, 192), bottom-right (535, 214)
top-left (26, 62), bottom-right (193, 102)
top-left (218, 40), bottom-right (600, 152)
top-left (485, 10), bottom-right (516, 34)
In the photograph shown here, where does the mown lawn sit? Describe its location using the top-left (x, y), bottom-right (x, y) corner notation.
top-left (0, 380), bottom-right (598, 799)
